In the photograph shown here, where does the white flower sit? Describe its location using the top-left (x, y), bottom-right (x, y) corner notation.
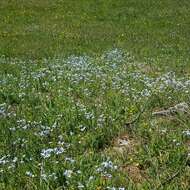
top-left (89, 176), bottom-right (94, 181)
top-left (107, 187), bottom-right (116, 190)
top-left (102, 173), bottom-right (112, 178)
top-left (183, 130), bottom-right (190, 136)
top-left (77, 170), bottom-right (81, 174)
top-left (26, 171), bottom-right (34, 177)
top-left (64, 170), bottom-right (73, 178)
top-left (65, 157), bottom-right (75, 163)
top-left (78, 182), bottom-right (84, 189)
top-left (41, 148), bottom-right (54, 158)
top-left (0, 156), bottom-right (9, 165)
top-left (54, 147), bottom-right (65, 155)
top-left (40, 147), bottom-right (65, 158)
top-left (12, 157), bottom-right (18, 163)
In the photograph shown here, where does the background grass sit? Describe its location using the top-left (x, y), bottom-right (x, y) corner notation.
top-left (1, 0), bottom-right (190, 68)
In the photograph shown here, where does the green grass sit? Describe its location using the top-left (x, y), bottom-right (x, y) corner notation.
top-left (1, 0), bottom-right (190, 69)
top-left (0, 1), bottom-right (190, 189)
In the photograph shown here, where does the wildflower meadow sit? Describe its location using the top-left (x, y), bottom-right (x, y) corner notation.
top-left (0, 1), bottom-right (190, 189)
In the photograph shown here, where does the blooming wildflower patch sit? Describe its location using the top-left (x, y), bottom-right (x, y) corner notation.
top-left (0, 49), bottom-right (190, 189)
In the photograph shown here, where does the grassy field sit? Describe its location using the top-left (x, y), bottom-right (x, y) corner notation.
top-left (0, 0), bottom-right (190, 190)
top-left (0, 0), bottom-right (190, 67)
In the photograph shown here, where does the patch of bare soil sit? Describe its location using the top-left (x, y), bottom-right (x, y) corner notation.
top-left (121, 164), bottom-right (147, 183)
top-left (106, 132), bottom-right (148, 183)
top-left (112, 133), bottom-right (138, 155)
top-left (137, 63), bottom-right (157, 74)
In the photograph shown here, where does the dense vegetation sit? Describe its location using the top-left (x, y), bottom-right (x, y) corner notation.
top-left (0, 0), bottom-right (190, 189)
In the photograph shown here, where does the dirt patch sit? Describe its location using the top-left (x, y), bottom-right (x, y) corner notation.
top-left (104, 132), bottom-right (139, 163)
top-left (121, 164), bottom-right (147, 183)
top-left (137, 63), bottom-right (156, 74)
top-left (111, 133), bottom-right (138, 155)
